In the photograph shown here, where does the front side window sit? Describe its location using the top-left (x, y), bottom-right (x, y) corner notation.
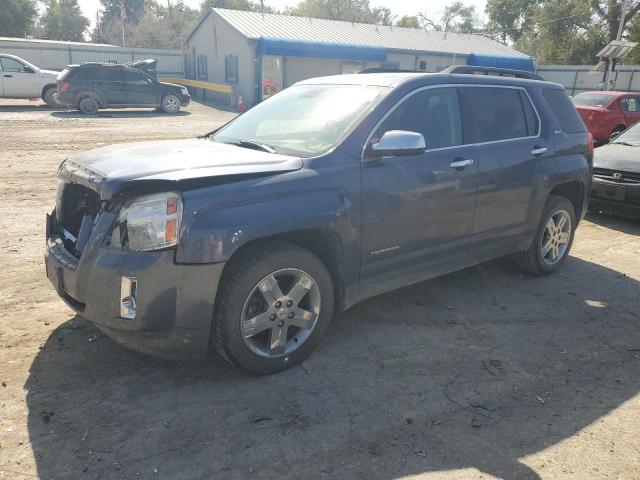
top-left (471, 87), bottom-right (535, 142)
top-left (623, 97), bottom-right (639, 112)
top-left (123, 69), bottom-right (149, 84)
top-left (97, 68), bottom-right (123, 82)
top-left (213, 84), bottom-right (388, 157)
top-left (0, 57), bottom-right (26, 73)
top-left (375, 87), bottom-right (463, 150)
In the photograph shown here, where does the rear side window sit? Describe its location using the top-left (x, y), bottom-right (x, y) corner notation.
top-left (469, 87), bottom-right (536, 142)
top-left (376, 87), bottom-right (463, 150)
top-left (542, 89), bottom-right (586, 133)
top-left (97, 68), bottom-right (123, 82)
top-left (68, 68), bottom-right (96, 81)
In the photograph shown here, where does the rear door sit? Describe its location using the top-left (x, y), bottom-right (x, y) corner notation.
top-left (122, 68), bottom-right (158, 106)
top-left (96, 67), bottom-right (127, 105)
top-left (0, 56), bottom-right (41, 97)
top-left (466, 85), bottom-right (549, 259)
top-left (360, 86), bottom-right (479, 288)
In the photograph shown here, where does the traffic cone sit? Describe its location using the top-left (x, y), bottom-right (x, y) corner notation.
top-left (237, 95), bottom-right (245, 113)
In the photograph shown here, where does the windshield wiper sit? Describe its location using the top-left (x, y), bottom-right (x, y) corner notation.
top-left (223, 140), bottom-right (277, 154)
top-left (611, 141), bottom-right (637, 147)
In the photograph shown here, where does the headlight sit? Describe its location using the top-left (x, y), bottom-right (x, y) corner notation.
top-left (118, 192), bottom-right (182, 251)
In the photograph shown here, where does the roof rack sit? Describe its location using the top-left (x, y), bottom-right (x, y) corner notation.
top-left (357, 67), bottom-right (421, 74)
top-left (442, 65), bottom-right (544, 80)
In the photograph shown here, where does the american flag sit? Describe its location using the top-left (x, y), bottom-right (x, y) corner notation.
top-left (120, 1), bottom-right (127, 22)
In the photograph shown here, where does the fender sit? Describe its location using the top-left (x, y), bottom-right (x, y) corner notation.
top-left (176, 182), bottom-right (358, 266)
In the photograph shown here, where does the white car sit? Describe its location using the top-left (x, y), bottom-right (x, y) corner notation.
top-left (0, 54), bottom-right (60, 106)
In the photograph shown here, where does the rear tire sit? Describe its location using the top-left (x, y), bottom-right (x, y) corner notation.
top-left (212, 241), bottom-right (335, 375)
top-left (42, 86), bottom-right (58, 108)
top-left (78, 97), bottom-right (99, 114)
top-left (161, 94), bottom-right (181, 114)
top-left (513, 195), bottom-right (576, 275)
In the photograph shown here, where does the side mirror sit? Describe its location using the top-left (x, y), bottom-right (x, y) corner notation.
top-left (23, 66), bottom-right (35, 74)
top-left (370, 130), bottom-right (426, 158)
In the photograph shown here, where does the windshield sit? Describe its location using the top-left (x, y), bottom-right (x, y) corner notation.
top-left (572, 93), bottom-right (615, 108)
top-left (212, 84), bottom-right (388, 157)
top-left (611, 122), bottom-right (640, 146)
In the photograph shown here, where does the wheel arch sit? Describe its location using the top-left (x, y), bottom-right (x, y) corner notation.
top-left (41, 83), bottom-right (57, 99)
top-left (548, 181), bottom-right (585, 222)
top-left (77, 91), bottom-right (103, 107)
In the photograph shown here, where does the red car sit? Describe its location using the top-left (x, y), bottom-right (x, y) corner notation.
top-left (572, 91), bottom-right (640, 144)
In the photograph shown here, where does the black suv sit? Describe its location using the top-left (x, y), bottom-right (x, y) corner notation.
top-left (54, 63), bottom-right (190, 114)
top-left (45, 70), bottom-right (592, 374)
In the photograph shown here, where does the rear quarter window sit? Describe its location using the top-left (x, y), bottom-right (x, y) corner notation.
top-left (542, 89), bottom-right (586, 133)
top-left (67, 68), bottom-right (96, 81)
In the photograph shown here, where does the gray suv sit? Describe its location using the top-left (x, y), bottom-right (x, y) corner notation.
top-left (45, 70), bottom-right (592, 374)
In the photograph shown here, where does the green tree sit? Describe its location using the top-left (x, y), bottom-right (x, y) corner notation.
top-left (199, 0), bottom-right (271, 12)
top-left (441, 1), bottom-right (479, 33)
top-left (128, 0), bottom-right (200, 48)
top-left (591, 0), bottom-right (640, 42)
top-left (0, 0), bottom-right (38, 37)
top-left (395, 15), bottom-right (420, 28)
top-left (287, 0), bottom-right (384, 24)
top-left (39, 0), bottom-right (90, 41)
top-left (485, 0), bottom-right (538, 43)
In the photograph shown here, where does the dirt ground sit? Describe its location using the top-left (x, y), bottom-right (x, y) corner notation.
top-left (0, 98), bottom-right (639, 480)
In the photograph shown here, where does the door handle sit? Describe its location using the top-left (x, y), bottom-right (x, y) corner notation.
top-left (531, 147), bottom-right (548, 156)
top-left (3, 74), bottom-right (13, 78)
top-left (449, 158), bottom-right (474, 169)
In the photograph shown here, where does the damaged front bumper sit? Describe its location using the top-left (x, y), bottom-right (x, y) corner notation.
top-left (45, 209), bottom-right (224, 359)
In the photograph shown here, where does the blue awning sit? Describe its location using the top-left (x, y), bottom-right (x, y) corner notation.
top-left (258, 37), bottom-right (387, 62)
top-left (467, 53), bottom-right (535, 72)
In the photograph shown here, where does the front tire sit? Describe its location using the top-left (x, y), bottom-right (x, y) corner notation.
top-left (161, 94), bottom-right (181, 114)
top-left (42, 86), bottom-right (58, 108)
top-left (513, 195), bottom-right (576, 275)
top-left (212, 241), bottom-right (335, 375)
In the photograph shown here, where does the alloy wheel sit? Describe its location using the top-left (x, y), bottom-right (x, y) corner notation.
top-left (541, 209), bottom-right (571, 265)
top-left (240, 268), bottom-right (321, 358)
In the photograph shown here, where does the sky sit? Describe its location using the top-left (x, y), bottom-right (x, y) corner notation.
top-left (78, 0), bottom-right (488, 29)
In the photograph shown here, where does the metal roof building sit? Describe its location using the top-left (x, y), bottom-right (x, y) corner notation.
top-left (185, 8), bottom-right (531, 105)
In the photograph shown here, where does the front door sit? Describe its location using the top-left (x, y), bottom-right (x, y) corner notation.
top-left (96, 67), bottom-right (128, 105)
top-left (0, 56), bottom-right (41, 97)
top-left (361, 86), bottom-right (478, 289)
top-left (621, 95), bottom-right (640, 128)
top-left (122, 68), bottom-right (158, 106)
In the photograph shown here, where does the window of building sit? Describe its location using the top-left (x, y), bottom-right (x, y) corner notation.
top-left (97, 68), bottom-right (123, 82)
top-left (197, 54), bottom-right (208, 80)
top-left (376, 87), bottom-right (463, 150)
top-left (225, 55), bottom-right (238, 84)
top-left (419, 60), bottom-right (427, 71)
top-left (470, 87), bottom-right (536, 142)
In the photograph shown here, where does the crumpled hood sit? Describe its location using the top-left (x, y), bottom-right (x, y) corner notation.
top-left (594, 143), bottom-right (640, 173)
top-left (59, 138), bottom-right (303, 199)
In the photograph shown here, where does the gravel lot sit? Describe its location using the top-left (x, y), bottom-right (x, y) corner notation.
top-left (1, 98), bottom-right (639, 480)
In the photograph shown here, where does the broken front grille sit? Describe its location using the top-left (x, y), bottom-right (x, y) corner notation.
top-left (56, 182), bottom-right (101, 257)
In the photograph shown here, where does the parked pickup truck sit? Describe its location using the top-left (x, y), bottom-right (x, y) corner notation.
top-left (45, 70), bottom-right (593, 374)
top-left (0, 54), bottom-right (60, 106)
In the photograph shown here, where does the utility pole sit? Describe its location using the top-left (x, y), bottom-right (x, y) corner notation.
top-left (606, 0), bottom-right (629, 90)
